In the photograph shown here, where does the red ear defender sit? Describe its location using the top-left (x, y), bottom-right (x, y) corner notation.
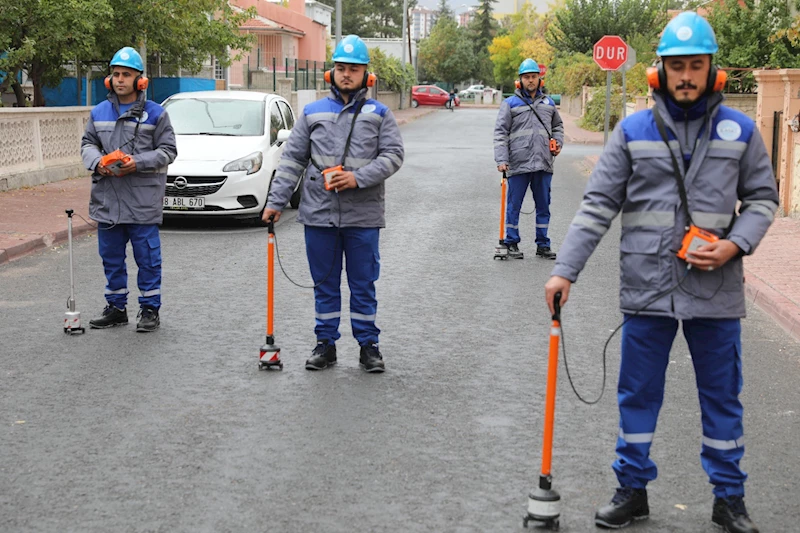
top-left (515, 79), bottom-right (521, 89)
top-left (136, 76), bottom-right (149, 91)
top-left (366, 72), bottom-right (376, 87)
top-left (104, 76), bottom-right (112, 90)
top-left (324, 69), bottom-right (332, 84)
top-left (646, 66), bottom-right (660, 90)
top-left (712, 69), bottom-right (726, 92)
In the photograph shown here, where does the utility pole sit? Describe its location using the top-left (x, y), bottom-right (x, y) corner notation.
top-left (400, 0), bottom-right (408, 110)
top-left (336, 0), bottom-right (342, 45)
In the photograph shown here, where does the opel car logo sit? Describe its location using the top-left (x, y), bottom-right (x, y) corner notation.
top-left (173, 176), bottom-right (188, 189)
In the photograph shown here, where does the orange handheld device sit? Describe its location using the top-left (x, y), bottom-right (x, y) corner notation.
top-left (322, 165), bottom-right (343, 191)
top-left (549, 139), bottom-right (558, 153)
top-left (99, 150), bottom-right (132, 176)
top-left (677, 225), bottom-right (719, 261)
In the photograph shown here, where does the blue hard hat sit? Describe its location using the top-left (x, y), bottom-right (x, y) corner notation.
top-left (518, 58), bottom-right (540, 75)
top-left (332, 35), bottom-right (370, 65)
top-left (110, 47), bottom-right (144, 72)
top-left (657, 12), bottom-right (718, 57)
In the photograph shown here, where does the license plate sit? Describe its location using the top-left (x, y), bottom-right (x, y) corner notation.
top-left (164, 196), bottom-right (205, 209)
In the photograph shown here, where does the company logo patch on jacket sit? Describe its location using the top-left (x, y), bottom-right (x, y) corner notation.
top-left (716, 119), bottom-right (742, 141)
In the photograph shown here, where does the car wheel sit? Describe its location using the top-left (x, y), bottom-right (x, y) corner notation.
top-left (411, 99), bottom-right (419, 108)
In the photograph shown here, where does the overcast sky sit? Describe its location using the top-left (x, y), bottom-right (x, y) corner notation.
top-left (415, 0), bottom-right (551, 14)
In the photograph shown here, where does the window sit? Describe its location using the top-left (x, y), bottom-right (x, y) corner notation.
top-left (269, 102), bottom-right (285, 145)
top-left (278, 101), bottom-right (294, 130)
top-left (163, 98), bottom-right (265, 136)
top-left (416, 87), bottom-right (428, 93)
top-left (214, 57), bottom-right (224, 80)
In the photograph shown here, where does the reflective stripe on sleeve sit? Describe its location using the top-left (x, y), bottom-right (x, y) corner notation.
top-left (571, 215), bottom-right (609, 236)
top-left (621, 211), bottom-right (674, 227)
top-left (691, 212), bottom-right (733, 229)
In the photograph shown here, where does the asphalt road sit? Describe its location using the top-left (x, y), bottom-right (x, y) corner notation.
top-left (1, 107), bottom-right (798, 532)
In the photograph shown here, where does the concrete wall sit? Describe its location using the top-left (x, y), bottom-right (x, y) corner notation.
top-left (754, 68), bottom-right (800, 217)
top-left (723, 94), bottom-right (758, 120)
top-left (0, 107), bottom-right (91, 191)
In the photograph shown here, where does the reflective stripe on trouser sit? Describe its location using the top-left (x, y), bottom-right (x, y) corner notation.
top-left (97, 223), bottom-right (162, 310)
top-left (614, 315), bottom-right (746, 497)
top-left (504, 171), bottom-right (552, 247)
top-left (305, 225), bottom-right (380, 346)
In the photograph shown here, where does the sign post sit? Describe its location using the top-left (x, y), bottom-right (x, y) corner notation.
top-left (593, 35), bottom-right (628, 145)
top-left (620, 46), bottom-right (637, 119)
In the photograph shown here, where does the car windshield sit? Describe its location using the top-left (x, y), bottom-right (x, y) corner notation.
top-left (163, 98), bottom-right (265, 136)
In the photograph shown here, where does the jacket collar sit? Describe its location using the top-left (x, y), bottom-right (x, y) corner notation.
top-left (328, 86), bottom-right (369, 109)
top-left (653, 91), bottom-right (723, 124)
top-left (516, 87), bottom-right (541, 103)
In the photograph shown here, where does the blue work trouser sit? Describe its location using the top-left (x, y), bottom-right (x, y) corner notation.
top-left (97, 223), bottom-right (162, 310)
top-left (504, 171), bottom-right (552, 247)
top-left (305, 226), bottom-right (380, 346)
top-left (613, 315), bottom-right (747, 498)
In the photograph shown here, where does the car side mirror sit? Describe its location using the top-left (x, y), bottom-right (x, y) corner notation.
top-left (277, 129), bottom-right (291, 144)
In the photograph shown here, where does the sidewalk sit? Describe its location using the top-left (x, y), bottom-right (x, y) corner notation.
top-left (0, 105), bottom-right (438, 266)
top-left (562, 109), bottom-right (800, 342)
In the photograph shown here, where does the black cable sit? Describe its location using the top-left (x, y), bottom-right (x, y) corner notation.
top-left (560, 265), bottom-right (693, 405)
top-left (271, 193), bottom-right (341, 290)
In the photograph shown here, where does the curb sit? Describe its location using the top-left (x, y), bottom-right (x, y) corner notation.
top-left (395, 108), bottom-right (438, 126)
top-left (0, 219), bottom-right (95, 266)
top-left (744, 269), bottom-right (800, 342)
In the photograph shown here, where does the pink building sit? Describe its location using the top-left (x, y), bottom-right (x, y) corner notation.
top-left (229, 0), bottom-right (328, 87)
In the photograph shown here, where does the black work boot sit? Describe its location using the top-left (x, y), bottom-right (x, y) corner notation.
top-left (136, 307), bottom-right (160, 332)
top-left (305, 341), bottom-right (337, 370)
top-left (536, 246), bottom-right (557, 260)
top-left (89, 305), bottom-right (128, 329)
top-left (359, 343), bottom-right (385, 373)
top-left (595, 487), bottom-right (649, 529)
top-left (712, 496), bottom-right (759, 533)
top-left (507, 243), bottom-right (524, 259)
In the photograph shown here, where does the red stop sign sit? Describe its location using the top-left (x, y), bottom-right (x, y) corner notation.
top-left (593, 36), bottom-right (628, 71)
top-left (538, 64), bottom-right (547, 77)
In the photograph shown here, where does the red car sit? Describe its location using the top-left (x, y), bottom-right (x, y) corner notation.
top-left (411, 85), bottom-right (460, 108)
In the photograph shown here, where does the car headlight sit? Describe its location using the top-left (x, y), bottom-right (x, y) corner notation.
top-left (223, 152), bottom-right (263, 175)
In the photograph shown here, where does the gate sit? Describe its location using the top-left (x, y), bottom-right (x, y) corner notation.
top-left (772, 110), bottom-right (783, 184)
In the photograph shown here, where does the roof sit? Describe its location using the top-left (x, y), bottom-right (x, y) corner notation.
top-left (166, 90), bottom-right (281, 102)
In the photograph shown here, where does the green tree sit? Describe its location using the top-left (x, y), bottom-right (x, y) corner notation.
top-left (369, 47), bottom-right (416, 92)
top-left (435, 0), bottom-right (455, 21)
top-left (547, 0), bottom-right (672, 55)
top-left (318, 0), bottom-right (416, 38)
top-left (97, 0), bottom-right (255, 77)
top-left (466, 0), bottom-right (499, 84)
top-left (0, 0), bottom-right (113, 107)
top-left (418, 18), bottom-right (475, 86)
top-left (488, 4), bottom-right (553, 90)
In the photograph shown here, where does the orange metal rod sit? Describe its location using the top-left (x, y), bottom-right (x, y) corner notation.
top-left (499, 177), bottom-right (507, 241)
top-left (541, 317), bottom-right (561, 477)
top-left (267, 231), bottom-right (275, 337)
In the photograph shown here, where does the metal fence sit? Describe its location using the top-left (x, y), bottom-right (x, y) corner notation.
top-left (242, 54), bottom-right (393, 93)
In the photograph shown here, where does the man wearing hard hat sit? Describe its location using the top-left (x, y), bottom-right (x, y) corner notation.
top-left (262, 35), bottom-right (404, 373)
top-left (494, 58), bottom-right (564, 260)
top-left (81, 47), bottom-right (177, 332)
top-left (545, 13), bottom-right (776, 533)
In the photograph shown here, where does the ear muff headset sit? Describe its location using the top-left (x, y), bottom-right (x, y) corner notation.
top-left (646, 61), bottom-right (726, 94)
top-left (324, 69), bottom-right (376, 89)
top-left (105, 74), bottom-right (149, 91)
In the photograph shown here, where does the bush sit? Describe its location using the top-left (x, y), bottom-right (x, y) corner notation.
top-left (580, 85), bottom-right (624, 132)
top-left (369, 48), bottom-right (416, 93)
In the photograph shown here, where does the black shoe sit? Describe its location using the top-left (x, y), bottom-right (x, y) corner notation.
top-left (712, 496), bottom-right (759, 533)
top-left (536, 246), bottom-right (557, 260)
top-left (359, 344), bottom-right (385, 373)
top-left (136, 307), bottom-right (160, 332)
top-left (89, 305), bottom-right (128, 329)
top-left (507, 243), bottom-right (524, 259)
top-left (595, 487), bottom-right (649, 529)
top-left (305, 341), bottom-right (337, 370)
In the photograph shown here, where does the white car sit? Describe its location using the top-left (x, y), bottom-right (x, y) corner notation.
top-left (458, 85), bottom-right (501, 98)
top-left (160, 90), bottom-right (301, 223)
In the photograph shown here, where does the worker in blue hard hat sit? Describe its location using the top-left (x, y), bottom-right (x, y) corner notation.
top-left (494, 57), bottom-right (564, 260)
top-left (545, 12), bottom-right (775, 532)
top-left (80, 46), bottom-right (177, 332)
top-left (262, 35), bottom-right (404, 373)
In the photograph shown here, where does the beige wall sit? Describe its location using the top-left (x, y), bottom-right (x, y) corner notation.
top-left (0, 107), bottom-right (91, 191)
top-left (755, 69), bottom-right (800, 217)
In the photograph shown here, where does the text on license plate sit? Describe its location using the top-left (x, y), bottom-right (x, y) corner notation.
top-left (164, 197), bottom-right (205, 209)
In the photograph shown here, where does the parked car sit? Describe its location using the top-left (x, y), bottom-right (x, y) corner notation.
top-left (458, 84), bottom-right (501, 99)
top-left (160, 90), bottom-right (301, 223)
top-left (411, 85), bottom-right (460, 108)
